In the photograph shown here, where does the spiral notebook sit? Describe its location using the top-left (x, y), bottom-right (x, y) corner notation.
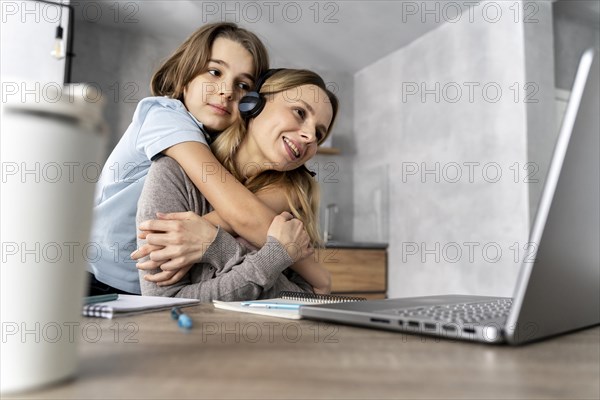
top-left (212, 291), bottom-right (366, 320)
top-left (82, 294), bottom-right (199, 319)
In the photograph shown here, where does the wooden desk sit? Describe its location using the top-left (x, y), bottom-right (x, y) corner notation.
top-left (11, 304), bottom-right (600, 399)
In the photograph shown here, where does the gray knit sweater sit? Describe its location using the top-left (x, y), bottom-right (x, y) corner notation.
top-left (136, 156), bottom-right (313, 301)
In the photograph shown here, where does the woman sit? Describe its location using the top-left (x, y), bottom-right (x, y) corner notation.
top-left (136, 69), bottom-right (338, 301)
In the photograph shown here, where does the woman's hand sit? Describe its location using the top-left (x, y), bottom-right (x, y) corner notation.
top-left (133, 211), bottom-right (217, 276)
top-left (267, 212), bottom-right (313, 262)
top-left (313, 286), bottom-right (331, 295)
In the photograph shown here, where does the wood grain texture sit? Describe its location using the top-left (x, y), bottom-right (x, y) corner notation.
top-left (10, 305), bottom-right (599, 400)
top-left (316, 248), bottom-right (387, 293)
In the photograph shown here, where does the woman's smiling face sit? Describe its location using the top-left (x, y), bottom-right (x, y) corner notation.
top-left (242, 84), bottom-right (334, 173)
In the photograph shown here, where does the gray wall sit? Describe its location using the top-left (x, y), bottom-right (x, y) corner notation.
top-left (524, 2), bottom-right (556, 224)
top-left (527, 0), bottom-right (600, 230)
top-left (353, 1), bottom-right (534, 298)
top-left (307, 72), bottom-right (354, 243)
top-left (553, 2), bottom-right (600, 91)
top-left (71, 20), bottom-right (174, 156)
top-left (1, 1), bottom-right (69, 84)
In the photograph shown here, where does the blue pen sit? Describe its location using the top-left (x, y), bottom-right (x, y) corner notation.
top-left (171, 307), bottom-right (193, 329)
top-left (241, 302), bottom-right (301, 310)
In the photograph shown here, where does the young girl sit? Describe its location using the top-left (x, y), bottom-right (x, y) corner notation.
top-left (89, 23), bottom-right (329, 296)
top-left (136, 69), bottom-right (338, 300)
top-left (89, 22), bottom-right (271, 295)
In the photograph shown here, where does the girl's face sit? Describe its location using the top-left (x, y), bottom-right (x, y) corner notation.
top-left (244, 84), bottom-right (334, 173)
top-left (183, 37), bottom-right (255, 133)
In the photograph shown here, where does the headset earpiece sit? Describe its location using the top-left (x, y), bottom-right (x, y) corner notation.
top-left (238, 92), bottom-right (264, 120)
top-left (238, 69), bottom-right (284, 120)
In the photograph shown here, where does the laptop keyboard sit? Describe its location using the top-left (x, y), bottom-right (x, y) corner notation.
top-left (394, 298), bottom-right (513, 324)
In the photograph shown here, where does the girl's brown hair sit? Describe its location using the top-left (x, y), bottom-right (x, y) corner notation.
top-left (151, 22), bottom-right (269, 100)
top-left (211, 69), bottom-right (339, 246)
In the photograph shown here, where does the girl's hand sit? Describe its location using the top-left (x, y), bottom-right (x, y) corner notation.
top-left (133, 211), bottom-right (217, 273)
top-left (142, 264), bottom-right (194, 287)
top-left (131, 242), bottom-right (165, 270)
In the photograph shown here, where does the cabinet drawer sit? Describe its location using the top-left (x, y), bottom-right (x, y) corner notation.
top-left (316, 248), bottom-right (386, 293)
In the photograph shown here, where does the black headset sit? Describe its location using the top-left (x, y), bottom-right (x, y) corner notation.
top-left (238, 68), bottom-right (284, 120)
top-left (238, 68), bottom-right (317, 178)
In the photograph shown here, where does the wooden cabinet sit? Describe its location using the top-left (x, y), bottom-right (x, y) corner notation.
top-left (316, 247), bottom-right (387, 299)
top-left (316, 147), bottom-right (341, 155)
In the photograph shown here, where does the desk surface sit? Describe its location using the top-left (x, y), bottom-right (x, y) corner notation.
top-left (12, 304), bottom-right (600, 400)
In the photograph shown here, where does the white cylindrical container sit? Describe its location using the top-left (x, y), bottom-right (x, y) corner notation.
top-left (1, 84), bottom-right (107, 393)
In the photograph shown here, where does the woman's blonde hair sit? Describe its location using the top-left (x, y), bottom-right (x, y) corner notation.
top-left (151, 22), bottom-right (269, 100)
top-left (211, 69), bottom-right (339, 246)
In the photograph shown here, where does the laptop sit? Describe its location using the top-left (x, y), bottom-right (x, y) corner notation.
top-left (301, 49), bottom-right (600, 345)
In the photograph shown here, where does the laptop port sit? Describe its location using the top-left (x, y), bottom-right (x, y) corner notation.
top-left (424, 323), bottom-right (436, 330)
top-left (463, 327), bottom-right (476, 334)
top-left (408, 321), bottom-right (419, 328)
top-left (398, 320), bottom-right (404, 326)
top-left (369, 318), bottom-right (390, 324)
top-left (442, 325), bottom-right (456, 332)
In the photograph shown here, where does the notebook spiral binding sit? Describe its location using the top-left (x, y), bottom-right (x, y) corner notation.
top-left (278, 291), bottom-right (367, 303)
top-left (82, 304), bottom-right (113, 318)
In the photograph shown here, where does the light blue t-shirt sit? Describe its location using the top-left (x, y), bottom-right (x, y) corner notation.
top-left (89, 97), bottom-right (210, 293)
